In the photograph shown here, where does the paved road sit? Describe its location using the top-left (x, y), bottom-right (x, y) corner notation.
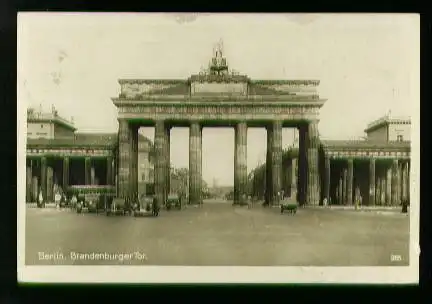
top-left (25, 202), bottom-right (410, 266)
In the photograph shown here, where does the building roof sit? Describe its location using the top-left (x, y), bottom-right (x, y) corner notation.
top-left (27, 108), bottom-right (76, 131)
top-left (27, 132), bottom-right (154, 151)
top-left (364, 115), bottom-right (411, 133)
top-left (321, 140), bottom-right (410, 150)
top-left (27, 133), bottom-right (117, 148)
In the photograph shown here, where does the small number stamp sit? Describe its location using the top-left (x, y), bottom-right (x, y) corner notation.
top-left (390, 254), bottom-right (402, 262)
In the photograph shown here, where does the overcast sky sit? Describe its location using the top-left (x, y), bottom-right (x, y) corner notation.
top-left (18, 13), bottom-right (417, 186)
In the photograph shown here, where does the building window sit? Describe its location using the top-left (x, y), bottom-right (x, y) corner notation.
top-left (397, 135), bottom-right (404, 142)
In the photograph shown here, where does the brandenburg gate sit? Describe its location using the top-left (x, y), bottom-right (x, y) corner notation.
top-left (112, 44), bottom-right (326, 209)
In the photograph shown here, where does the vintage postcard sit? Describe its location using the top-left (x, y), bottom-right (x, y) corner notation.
top-left (17, 13), bottom-right (420, 284)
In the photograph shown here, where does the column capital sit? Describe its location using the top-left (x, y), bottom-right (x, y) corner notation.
top-left (118, 118), bottom-right (129, 127)
top-left (272, 120), bottom-right (283, 128)
top-left (189, 120), bottom-right (200, 126)
top-left (154, 119), bottom-right (166, 129)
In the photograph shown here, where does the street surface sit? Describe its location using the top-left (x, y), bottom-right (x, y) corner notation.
top-left (25, 201), bottom-right (410, 266)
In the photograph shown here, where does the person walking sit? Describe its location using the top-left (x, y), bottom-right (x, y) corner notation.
top-left (38, 190), bottom-right (44, 208)
top-left (55, 191), bottom-right (61, 209)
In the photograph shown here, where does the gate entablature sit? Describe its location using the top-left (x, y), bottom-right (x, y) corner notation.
top-left (116, 79), bottom-right (322, 101)
top-left (113, 77), bottom-right (326, 123)
top-left (114, 41), bottom-right (326, 120)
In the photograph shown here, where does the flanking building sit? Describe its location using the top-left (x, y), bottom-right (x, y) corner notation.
top-left (25, 106), bottom-right (154, 203)
top-left (250, 115), bottom-right (411, 206)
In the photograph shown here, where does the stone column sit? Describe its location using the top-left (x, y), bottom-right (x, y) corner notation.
top-left (291, 157), bottom-right (298, 200)
top-left (234, 121), bottom-right (248, 205)
top-left (199, 128), bottom-right (203, 204)
top-left (386, 165), bottom-right (392, 205)
top-left (154, 120), bottom-right (166, 208)
top-left (118, 119), bottom-right (131, 198)
top-left (407, 161), bottom-right (410, 202)
top-left (26, 159), bottom-right (32, 203)
top-left (391, 159), bottom-right (400, 205)
top-left (306, 121), bottom-right (320, 205)
top-left (347, 159), bottom-right (354, 205)
top-left (376, 177), bottom-right (381, 205)
top-left (265, 126), bottom-right (273, 205)
top-left (342, 168), bottom-right (347, 204)
top-left (189, 121), bottom-right (202, 205)
top-left (402, 161), bottom-right (409, 202)
top-left (106, 156), bottom-right (112, 186)
top-left (323, 155), bottom-right (331, 202)
top-left (47, 165), bottom-right (54, 202)
top-left (270, 121), bottom-right (283, 205)
top-left (40, 157), bottom-right (47, 202)
top-left (32, 176), bottom-right (38, 203)
top-left (165, 126), bottom-right (171, 199)
top-left (112, 157), bottom-right (116, 185)
top-left (85, 157), bottom-right (91, 185)
top-left (369, 158), bottom-right (376, 206)
top-left (399, 161), bottom-right (405, 203)
top-left (90, 166), bottom-right (96, 185)
top-left (297, 125), bottom-right (307, 205)
top-left (381, 177), bottom-right (386, 205)
top-left (130, 125), bottom-right (139, 198)
top-left (63, 157), bottom-right (69, 192)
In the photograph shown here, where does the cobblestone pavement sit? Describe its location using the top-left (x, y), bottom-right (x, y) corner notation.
top-left (24, 201), bottom-right (410, 266)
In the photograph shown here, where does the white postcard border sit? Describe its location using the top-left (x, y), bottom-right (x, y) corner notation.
top-left (17, 13), bottom-right (420, 284)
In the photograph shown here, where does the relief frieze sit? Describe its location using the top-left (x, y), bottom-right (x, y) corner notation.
top-left (327, 150), bottom-right (410, 159)
top-left (117, 104), bottom-right (319, 120)
top-left (120, 82), bottom-right (188, 98)
top-left (191, 82), bottom-right (247, 96)
top-left (26, 149), bottom-right (111, 157)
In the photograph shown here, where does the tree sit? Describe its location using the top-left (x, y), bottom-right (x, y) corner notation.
top-left (170, 167), bottom-right (209, 198)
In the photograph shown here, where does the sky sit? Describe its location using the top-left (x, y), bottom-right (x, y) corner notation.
top-left (18, 13), bottom-right (418, 186)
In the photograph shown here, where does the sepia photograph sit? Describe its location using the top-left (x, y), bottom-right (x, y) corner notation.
top-left (17, 13), bottom-right (419, 284)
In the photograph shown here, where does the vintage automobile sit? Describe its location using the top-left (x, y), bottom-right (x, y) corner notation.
top-left (76, 193), bottom-right (100, 213)
top-left (140, 196), bottom-right (160, 216)
top-left (68, 185), bottom-right (116, 214)
top-left (106, 197), bottom-right (129, 216)
top-left (166, 194), bottom-right (182, 210)
top-left (59, 194), bottom-right (69, 208)
top-left (280, 198), bottom-right (298, 215)
top-left (130, 195), bottom-right (152, 217)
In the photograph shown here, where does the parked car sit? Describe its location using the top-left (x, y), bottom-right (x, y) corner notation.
top-left (166, 194), bottom-right (182, 210)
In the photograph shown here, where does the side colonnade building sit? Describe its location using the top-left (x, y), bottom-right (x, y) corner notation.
top-left (25, 107), bottom-right (154, 203)
top-left (251, 115), bottom-right (411, 206)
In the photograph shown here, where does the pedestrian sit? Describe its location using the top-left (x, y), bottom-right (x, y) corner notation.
top-left (401, 198), bottom-right (408, 213)
top-left (55, 192), bottom-right (61, 209)
top-left (71, 194), bottom-right (77, 209)
top-left (38, 190), bottom-right (44, 208)
top-left (247, 195), bottom-right (252, 209)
